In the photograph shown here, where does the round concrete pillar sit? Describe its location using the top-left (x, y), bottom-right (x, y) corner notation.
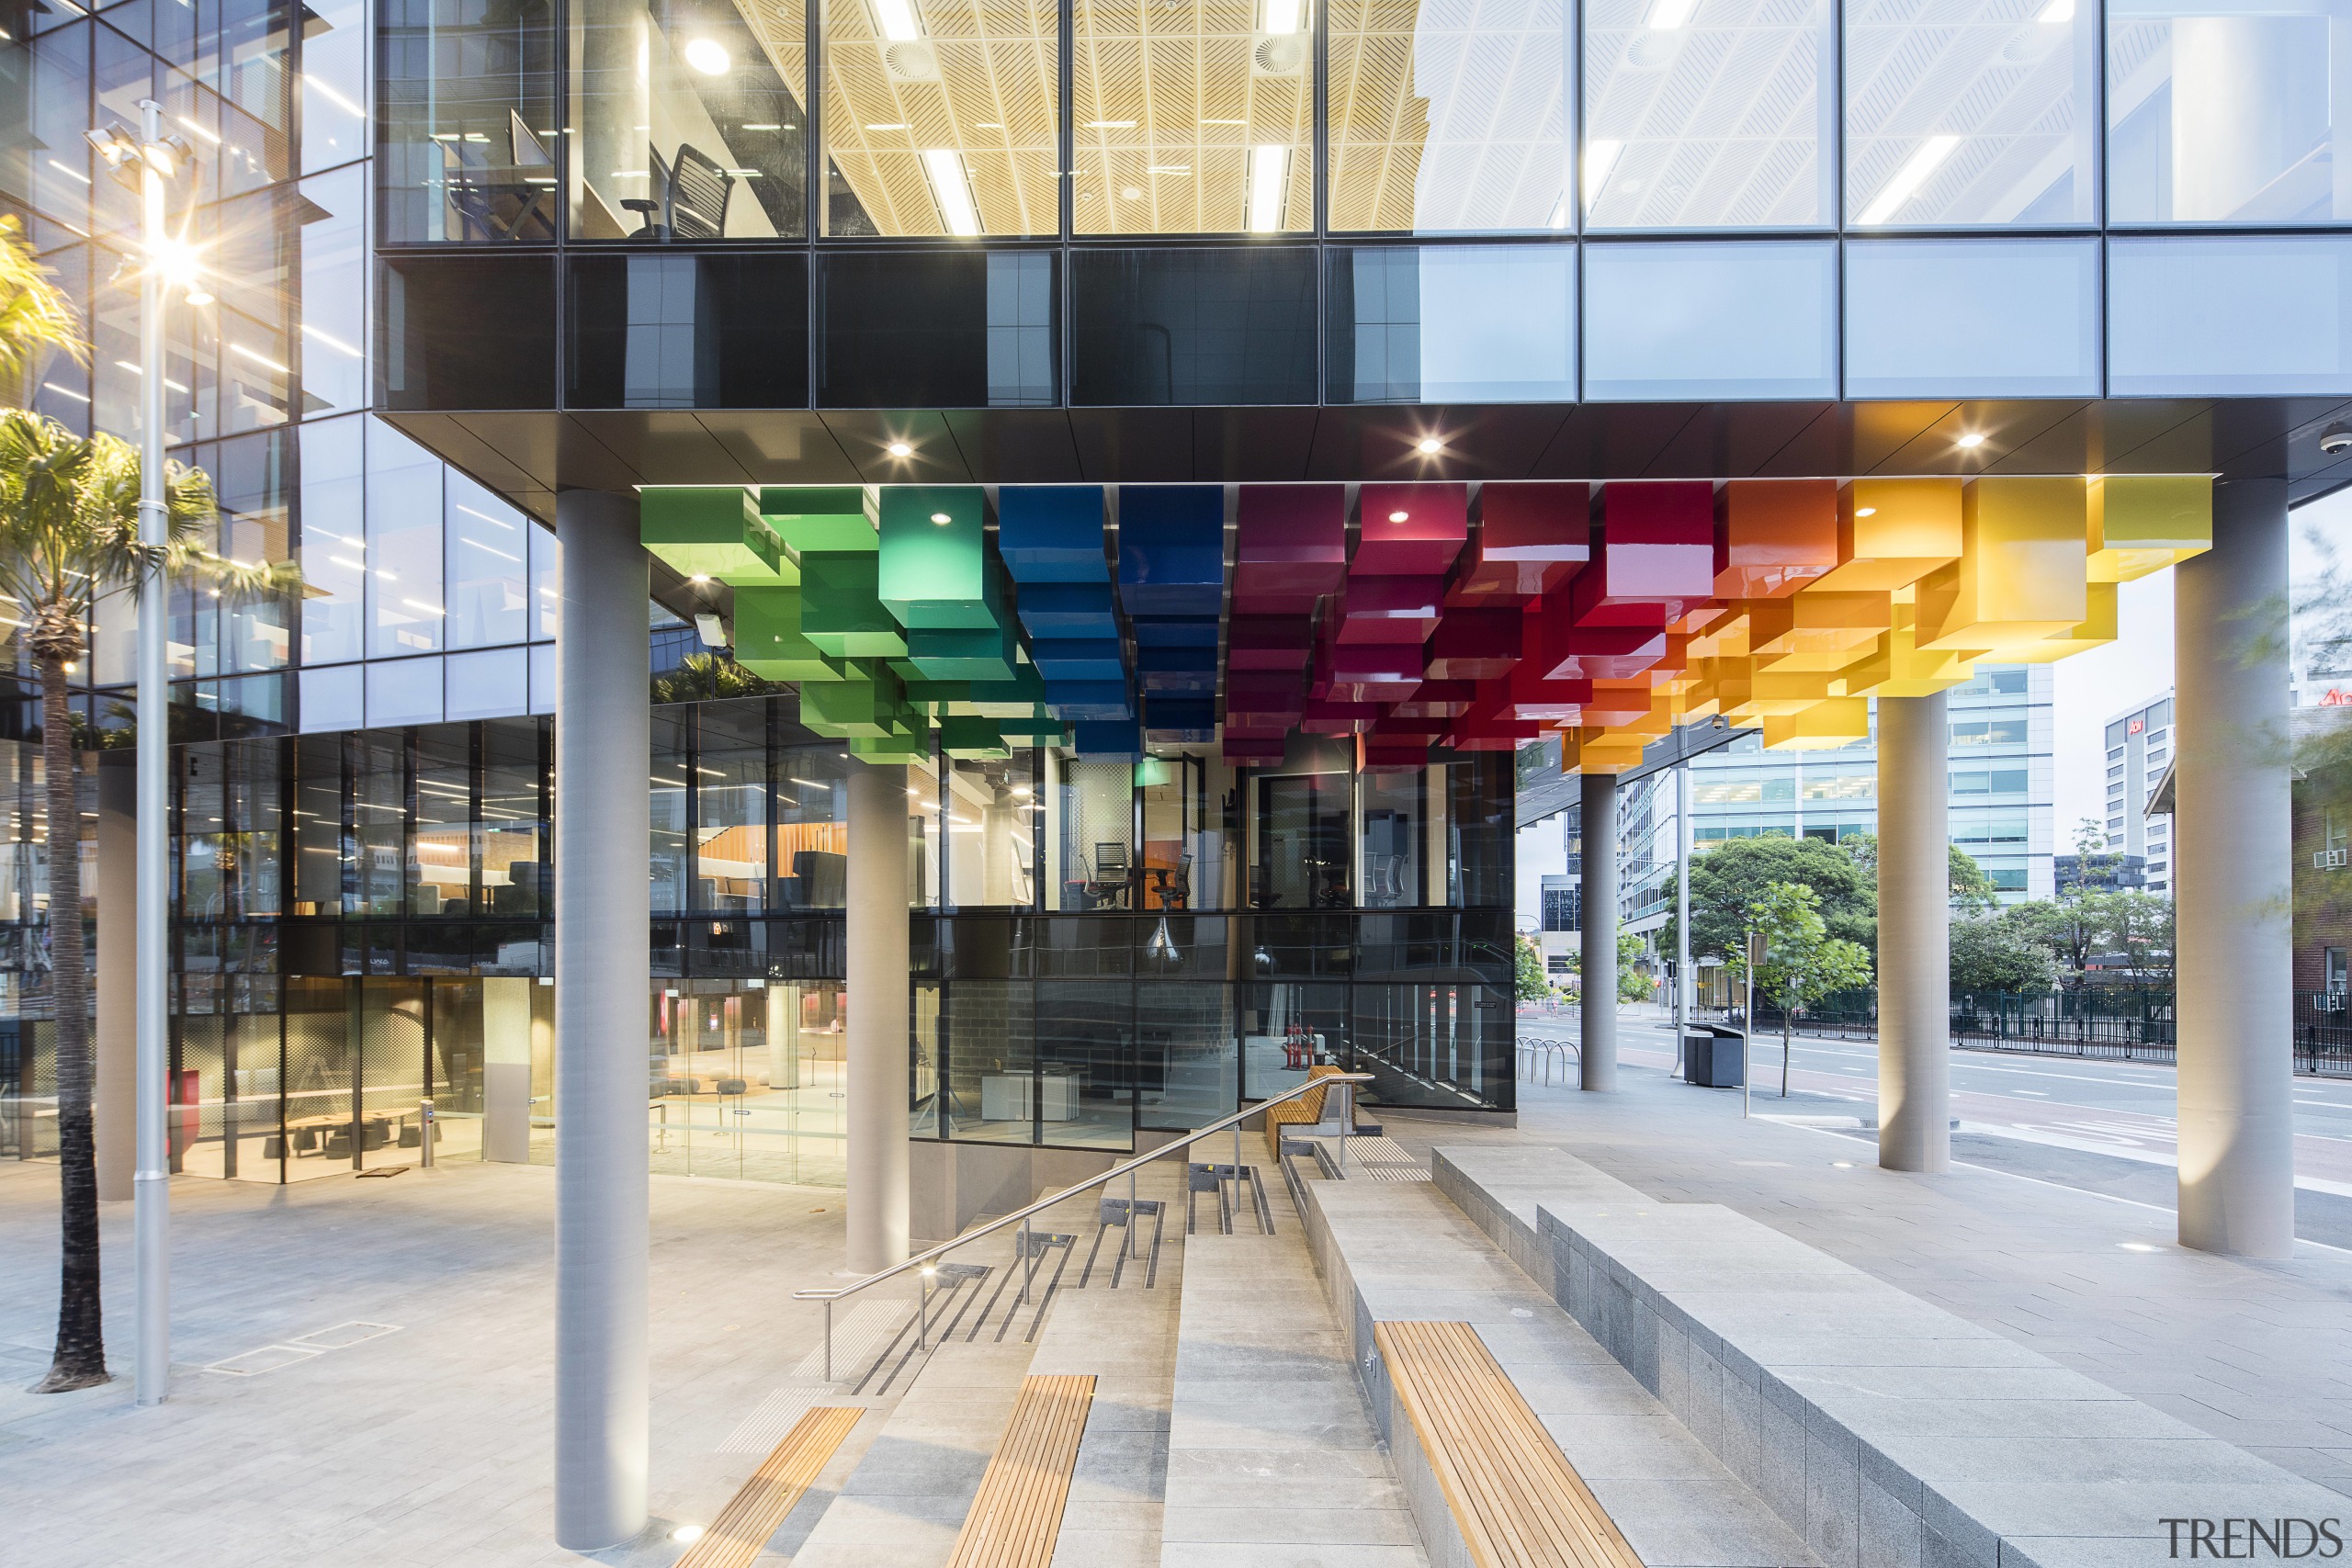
top-left (846, 763), bottom-right (911, 1273)
top-left (552, 489), bottom-right (651, 1551)
top-left (1878, 692), bottom-right (1951, 1173)
top-left (2175, 477), bottom-right (2295, 1258)
top-left (1581, 770), bottom-right (1618, 1091)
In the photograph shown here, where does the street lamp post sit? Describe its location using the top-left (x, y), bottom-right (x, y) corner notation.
top-left (87, 96), bottom-right (195, 1409)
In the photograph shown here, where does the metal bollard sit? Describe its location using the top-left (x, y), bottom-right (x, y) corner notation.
top-left (418, 1099), bottom-right (435, 1168)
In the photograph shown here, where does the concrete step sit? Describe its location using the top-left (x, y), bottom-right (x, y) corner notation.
top-left (779, 1169), bottom-right (1189, 1568)
top-left (1292, 1145), bottom-right (1820, 1568)
top-left (1161, 1169), bottom-right (1430, 1568)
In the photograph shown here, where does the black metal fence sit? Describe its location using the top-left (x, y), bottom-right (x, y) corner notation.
top-left (1729, 988), bottom-right (2352, 1077)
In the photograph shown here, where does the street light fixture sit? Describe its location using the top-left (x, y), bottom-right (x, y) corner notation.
top-left (90, 98), bottom-right (197, 1410)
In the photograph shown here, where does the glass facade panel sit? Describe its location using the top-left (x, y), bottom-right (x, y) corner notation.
top-left (697, 700), bottom-right (770, 914)
top-left (1846, 0), bottom-right (2094, 228)
top-left (2109, 0), bottom-right (2352, 223)
top-left (571, 0), bottom-right (808, 242)
top-left (1050, 755), bottom-right (1134, 910)
top-left (1328, 0), bottom-right (1571, 233)
top-left (445, 473), bottom-right (530, 650)
top-left (1071, 0), bottom-right (1312, 234)
top-left (367, 422), bottom-right (446, 659)
top-left (2109, 235), bottom-right (2352, 394)
top-left (299, 167), bottom-right (372, 417)
top-left (1582, 0), bottom-right (1833, 229)
top-left (824, 0), bottom-right (1057, 237)
top-left (378, 256), bottom-right (559, 410)
top-left (569, 254), bottom-right (811, 408)
top-left (820, 250), bottom-right (1056, 407)
top-left (1844, 238), bottom-right (2099, 398)
top-left (1069, 246), bottom-right (1317, 403)
top-left (1582, 239), bottom-right (1836, 399)
top-left (947, 751), bottom-right (1039, 908)
top-left (377, 0), bottom-right (559, 242)
top-left (1328, 243), bottom-right (1575, 402)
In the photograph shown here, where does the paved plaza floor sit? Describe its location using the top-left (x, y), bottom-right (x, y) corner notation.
top-left (0, 1159), bottom-right (882, 1568)
top-left (1404, 1049), bottom-right (2352, 1503)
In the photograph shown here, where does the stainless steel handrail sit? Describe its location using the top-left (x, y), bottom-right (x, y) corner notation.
top-left (794, 1072), bottom-right (1373, 1381)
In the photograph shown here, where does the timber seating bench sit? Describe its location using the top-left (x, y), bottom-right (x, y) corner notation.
top-left (1375, 1319), bottom-right (1645, 1568)
top-left (944, 1372), bottom-right (1095, 1568)
top-left (1263, 1063), bottom-right (1348, 1155)
top-left (675, 1404), bottom-right (864, 1568)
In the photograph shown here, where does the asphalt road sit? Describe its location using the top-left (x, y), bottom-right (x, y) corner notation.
top-left (1516, 1006), bottom-right (2352, 1248)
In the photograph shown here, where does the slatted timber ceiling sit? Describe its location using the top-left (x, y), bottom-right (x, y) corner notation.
top-left (1071, 0), bottom-right (1312, 232)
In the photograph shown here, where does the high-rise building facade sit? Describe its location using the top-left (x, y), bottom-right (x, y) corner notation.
top-left (2104, 691), bottom-right (2175, 895)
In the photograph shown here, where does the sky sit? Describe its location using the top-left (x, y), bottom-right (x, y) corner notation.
top-left (1511, 486), bottom-right (2352, 928)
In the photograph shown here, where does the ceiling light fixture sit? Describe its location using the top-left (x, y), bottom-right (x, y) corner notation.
top-left (1417, 436), bottom-right (1442, 455)
top-left (1857, 133), bottom-right (1960, 225)
top-left (1854, 506), bottom-right (1877, 517)
top-left (1246, 144), bottom-right (1288, 231)
top-left (872, 0), bottom-right (922, 41)
top-left (682, 37), bottom-right (729, 74)
top-left (2035, 0), bottom-right (2073, 19)
top-left (1261, 0), bottom-right (1302, 31)
top-left (887, 441), bottom-right (912, 457)
top-left (930, 511), bottom-right (952, 525)
top-left (920, 147), bottom-right (981, 236)
top-left (689, 572), bottom-right (711, 584)
top-left (1582, 138), bottom-right (1622, 209)
top-left (1388, 510), bottom-right (1409, 523)
top-left (1955, 431), bottom-right (1987, 449)
top-left (1645, 0), bottom-right (1698, 29)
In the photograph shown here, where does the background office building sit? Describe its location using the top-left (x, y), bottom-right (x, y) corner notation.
top-left (2098, 691), bottom-right (2172, 895)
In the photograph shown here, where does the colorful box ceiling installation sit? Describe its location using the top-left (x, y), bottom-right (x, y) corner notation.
top-left (645, 473), bottom-right (2213, 775)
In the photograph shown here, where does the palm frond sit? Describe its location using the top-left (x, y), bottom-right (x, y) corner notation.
top-left (0, 216), bottom-right (89, 384)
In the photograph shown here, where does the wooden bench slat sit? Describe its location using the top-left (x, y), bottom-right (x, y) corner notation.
top-left (944, 1372), bottom-right (1096, 1568)
top-left (677, 1404), bottom-right (865, 1568)
top-left (1377, 1320), bottom-right (1645, 1568)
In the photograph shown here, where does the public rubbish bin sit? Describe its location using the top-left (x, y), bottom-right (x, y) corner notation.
top-left (1684, 1029), bottom-right (1746, 1089)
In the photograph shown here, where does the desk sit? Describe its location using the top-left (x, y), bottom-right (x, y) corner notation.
top-left (979, 1071), bottom-right (1080, 1122)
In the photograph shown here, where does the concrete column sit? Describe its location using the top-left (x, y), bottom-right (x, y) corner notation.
top-left (552, 489), bottom-right (651, 1551)
top-left (1878, 693), bottom-right (1951, 1173)
top-left (2176, 477), bottom-right (2295, 1258)
top-left (95, 759), bottom-right (134, 1201)
top-left (846, 763), bottom-right (910, 1273)
top-left (1580, 770), bottom-right (1617, 1091)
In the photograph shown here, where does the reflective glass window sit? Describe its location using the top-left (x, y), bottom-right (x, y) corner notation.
top-left (1328, 243), bottom-right (1575, 402)
top-left (212, 432), bottom-right (296, 674)
top-left (820, 250), bottom-right (1055, 407)
top-left (697, 701), bottom-right (770, 915)
top-left (1846, 0), bottom-right (2094, 227)
top-left (947, 751), bottom-right (1039, 908)
top-left (2109, 0), bottom-right (2352, 223)
top-left (1844, 238), bottom-right (2098, 398)
top-left (1582, 0), bottom-right (1833, 229)
top-left (1582, 240), bottom-right (1836, 399)
top-left (572, 0), bottom-right (808, 241)
top-left (1072, 0), bottom-right (1312, 234)
top-left (446, 647), bottom-right (530, 720)
top-left (303, 0), bottom-right (369, 173)
top-left (377, 0), bottom-right (558, 242)
top-left (650, 708), bottom-right (692, 914)
top-left (1048, 754), bottom-right (1134, 911)
top-left (1328, 0), bottom-right (1571, 232)
top-left (824, 0), bottom-right (1057, 237)
top-left (1139, 749), bottom-right (1232, 910)
top-left (366, 420), bottom-right (446, 658)
top-left (299, 415), bottom-right (367, 666)
top-left (367, 655), bottom-right (445, 726)
top-left (446, 472), bottom-right (530, 650)
top-left (378, 256), bottom-right (558, 410)
top-left (776, 749), bottom-right (849, 911)
top-left (1069, 246), bottom-right (1317, 403)
top-left (298, 166), bottom-right (369, 417)
top-left (569, 254), bottom-right (811, 409)
top-left (2109, 236), bottom-right (2352, 394)
top-left (300, 664), bottom-right (364, 732)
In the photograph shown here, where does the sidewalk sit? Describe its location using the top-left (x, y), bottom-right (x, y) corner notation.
top-left (1389, 1061), bottom-right (2352, 1502)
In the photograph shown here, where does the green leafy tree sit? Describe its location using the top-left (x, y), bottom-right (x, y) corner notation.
top-left (1727, 881), bottom-right (1875, 1092)
top-left (2104, 890), bottom-right (2175, 986)
top-left (651, 650), bottom-right (778, 705)
top-left (1514, 933), bottom-right (1550, 1003)
top-left (1616, 919), bottom-right (1651, 1004)
top-left (1950, 908), bottom-right (2059, 995)
top-left (1661, 834), bottom-right (1876, 967)
top-left (0, 409), bottom-right (291, 1393)
top-left (1837, 829), bottom-right (1999, 915)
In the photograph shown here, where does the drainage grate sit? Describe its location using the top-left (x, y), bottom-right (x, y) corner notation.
top-left (201, 1321), bottom-right (402, 1378)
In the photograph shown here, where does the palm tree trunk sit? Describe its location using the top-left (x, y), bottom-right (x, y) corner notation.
top-left (34, 647), bottom-right (105, 1391)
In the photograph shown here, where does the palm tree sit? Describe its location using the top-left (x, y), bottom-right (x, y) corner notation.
top-left (0, 411), bottom-right (274, 1392)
